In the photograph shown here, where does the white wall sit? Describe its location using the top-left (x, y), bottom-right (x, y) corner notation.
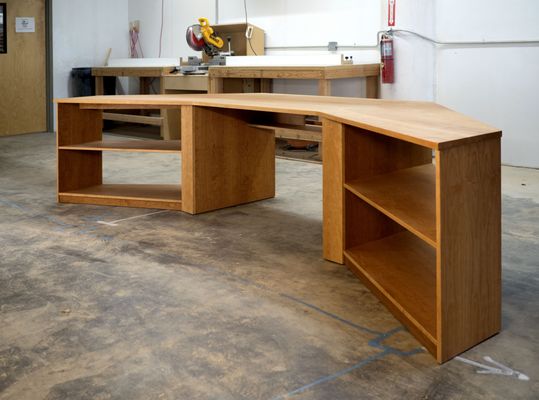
top-left (128, 0), bottom-right (215, 59)
top-left (218, 0), bottom-right (381, 97)
top-left (379, 0), bottom-right (436, 101)
top-left (433, 0), bottom-right (539, 168)
top-left (122, 1), bottom-right (539, 167)
top-left (52, 0), bottom-right (129, 100)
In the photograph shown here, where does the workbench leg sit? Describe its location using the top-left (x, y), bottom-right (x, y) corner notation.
top-left (260, 78), bottom-right (273, 93)
top-left (158, 77), bottom-right (166, 139)
top-left (95, 76), bottom-right (104, 95)
top-left (366, 76), bottom-right (379, 99)
top-left (208, 77), bottom-right (224, 93)
top-left (318, 79), bottom-right (332, 96)
top-left (181, 106), bottom-right (275, 214)
top-left (322, 118), bottom-right (344, 264)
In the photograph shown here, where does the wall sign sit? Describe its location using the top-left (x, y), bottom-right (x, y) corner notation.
top-left (15, 17), bottom-right (35, 33)
top-left (388, 0), bottom-right (396, 27)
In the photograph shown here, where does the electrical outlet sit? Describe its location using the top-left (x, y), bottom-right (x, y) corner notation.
top-left (328, 41), bottom-right (338, 52)
top-left (342, 54), bottom-right (354, 64)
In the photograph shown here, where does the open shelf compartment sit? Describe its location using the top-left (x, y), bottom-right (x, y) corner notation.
top-left (344, 189), bottom-right (437, 353)
top-left (345, 163), bottom-right (436, 247)
top-left (345, 231), bottom-right (437, 351)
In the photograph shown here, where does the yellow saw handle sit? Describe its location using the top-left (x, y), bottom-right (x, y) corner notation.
top-left (198, 17), bottom-right (224, 49)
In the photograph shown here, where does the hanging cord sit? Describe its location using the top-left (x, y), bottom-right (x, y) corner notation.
top-left (129, 27), bottom-right (138, 58)
top-left (129, 24), bottom-right (144, 58)
top-left (158, 0), bottom-right (165, 57)
top-left (243, 0), bottom-right (257, 55)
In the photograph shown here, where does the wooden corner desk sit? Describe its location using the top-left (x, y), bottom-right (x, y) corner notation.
top-left (55, 93), bottom-right (502, 364)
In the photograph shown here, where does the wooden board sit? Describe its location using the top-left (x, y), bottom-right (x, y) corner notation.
top-left (0, 0), bottom-right (46, 136)
top-left (56, 94), bottom-right (501, 150)
top-left (59, 184), bottom-right (182, 210)
top-left (92, 66), bottom-right (170, 77)
top-left (345, 164), bottom-right (436, 247)
top-left (436, 137), bottom-right (501, 362)
top-left (163, 74), bottom-right (209, 91)
top-left (59, 140), bottom-right (181, 153)
top-left (102, 112), bottom-right (163, 126)
top-left (345, 231), bottom-right (437, 353)
top-left (249, 123), bottom-right (322, 142)
top-left (208, 64), bottom-right (380, 80)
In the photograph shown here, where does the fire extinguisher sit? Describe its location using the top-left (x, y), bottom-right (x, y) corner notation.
top-left (380, 34), bottom-right (394, 84)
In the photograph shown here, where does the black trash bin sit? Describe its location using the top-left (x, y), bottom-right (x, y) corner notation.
top-left (70, 67), bottom-right (94, 97)
top-left (70, 67), bottom-right (116, 97)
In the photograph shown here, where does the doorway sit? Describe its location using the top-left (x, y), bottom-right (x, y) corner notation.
top-left (0, 0), bottom-right (49, 137)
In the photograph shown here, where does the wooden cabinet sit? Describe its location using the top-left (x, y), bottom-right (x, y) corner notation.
top-left (209, 23), bottom-right (264, 57)
top-left (341, 124), bottom-right (501, 363)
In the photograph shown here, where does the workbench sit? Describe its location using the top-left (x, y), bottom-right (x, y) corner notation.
top-left (55, 93), bottom-right (502, 364)
top-left (92, 66), bottom-right (176, 137)
top-left (207, 64), bottom-right (381, 98)
top-left (160, 64), bottom-right (381, 144)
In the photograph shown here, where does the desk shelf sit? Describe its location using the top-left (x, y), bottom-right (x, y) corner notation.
top-left (59, 139), bottom-right (181, 153)
top-left (59, 184), bottom-right (182, 210)
top-left (344, 164), bottom-right (436, 247)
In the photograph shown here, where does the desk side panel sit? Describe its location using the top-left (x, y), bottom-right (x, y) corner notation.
top-left (182, 106), bottom-right (275, 214)
top-left (322, 119), bottom-right (345, 263)
top-left (436, 137), bottom-right (502, 362)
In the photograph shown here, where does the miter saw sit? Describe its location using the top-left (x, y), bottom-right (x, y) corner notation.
top-left (181, 17), bottom-right (231, 74)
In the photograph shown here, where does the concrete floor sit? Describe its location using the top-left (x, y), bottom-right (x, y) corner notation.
top-left (0, 132), bottom-right (538, 400)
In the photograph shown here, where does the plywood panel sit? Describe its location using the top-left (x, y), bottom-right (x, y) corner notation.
top-left (181, 106), bottom-right (275, 214)
top-left (0, 0), bottom-right (46, 136)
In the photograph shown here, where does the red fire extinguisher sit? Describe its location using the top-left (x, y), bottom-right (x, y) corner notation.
top-left (380, 34), bottom-right (394, 84)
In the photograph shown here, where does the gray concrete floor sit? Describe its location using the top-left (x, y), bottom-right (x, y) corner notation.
top-left (0, 132), bottom-right (538, 400)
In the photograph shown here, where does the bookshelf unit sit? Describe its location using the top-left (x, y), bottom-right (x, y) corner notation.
top-left (341, 125), bottom-right (501, 362)
top-left (57, 104), bottom-right (182, 210)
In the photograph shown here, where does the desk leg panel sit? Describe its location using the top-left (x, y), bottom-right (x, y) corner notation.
top-left (322, 119), bottom-right (344, 264)
top-left (181, 106), bottom-right (275, 214)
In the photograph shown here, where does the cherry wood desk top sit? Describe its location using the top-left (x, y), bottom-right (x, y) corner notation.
top-left (57, 93), bottom-right (501, 150)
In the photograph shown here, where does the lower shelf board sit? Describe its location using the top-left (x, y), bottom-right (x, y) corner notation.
top-left (59, 139), bottom-right (181, 153)
top-left (59, 184), bottom-right (182, 210)
top-left (344, 231), bottom-right (438, 353)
